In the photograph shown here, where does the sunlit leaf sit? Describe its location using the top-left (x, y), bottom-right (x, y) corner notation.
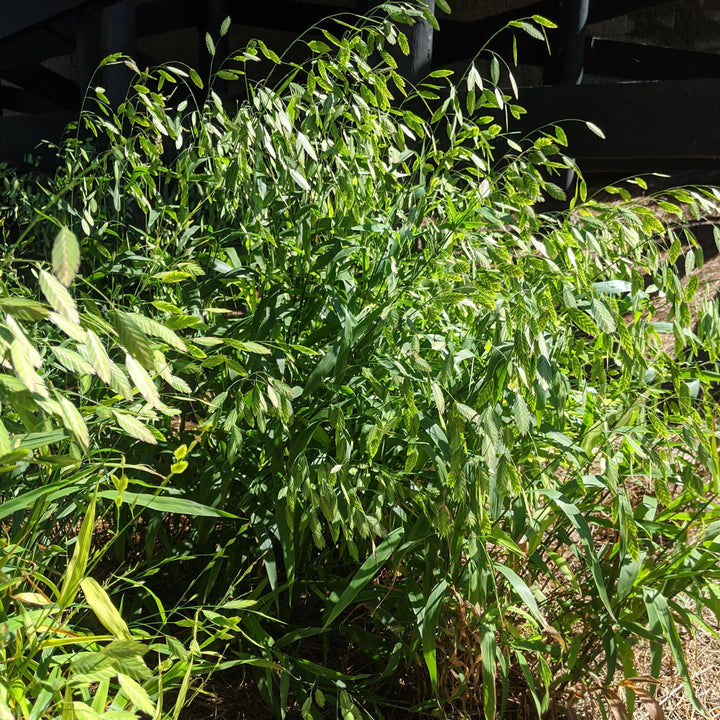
top-left (52, 226), bottom-right (81, 287)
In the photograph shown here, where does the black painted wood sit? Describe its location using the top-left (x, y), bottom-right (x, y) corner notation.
top-left (544, 0), bottom-right (588, 85)
top-left (588, 0), bottom-right (682, 24)
top-left (368, 0), bottom-right (436, 83)
top-left (586, 37), bottom-right (720, 80)
top-left (0, 0), bottom-right (92, 42)
top-left (0, 113), bottom-right (74, 165)
top-left (0, 19), bottom-right (75, 73)
top-left (516, 78), bottom-right (720, 169)
top-left (0, 85), bottom-right (64, 114)
top-left (1, 65), bottom-right (79, 110)
top-left (76, 0), bottom-right (136, 104)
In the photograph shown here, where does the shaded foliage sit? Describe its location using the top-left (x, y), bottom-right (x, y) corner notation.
top-left (1, 6), bottom-right (720, 719)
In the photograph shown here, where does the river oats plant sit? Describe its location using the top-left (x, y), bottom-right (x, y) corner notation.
top-left (2, 5), bottom-right (720, 719)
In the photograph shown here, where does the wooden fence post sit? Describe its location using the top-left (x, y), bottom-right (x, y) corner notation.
top-left (361, 0), bottom-right (435, 83)
top-left (544, 0), bottom-right (589, 86)
top-left (76, 0), bottom-right (136, 105)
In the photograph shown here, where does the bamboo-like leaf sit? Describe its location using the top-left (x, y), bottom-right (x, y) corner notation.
top-left (0, 479), bottom-right (76, 520)
top-left (538, 489), bottom-right (615, 618)
top-left (97, 490), bottom-right (238, 518)
top-left (117, 673), bottom-right (155, 716)
top-left (58, 487), bottom-right (97, 608)
top-left (56, 392), bottom-right (90, 451)
top-left (323, 527), bottom-right (404, 628)
top-left (90, 678), bottom-right (111, 715)
top-left (481, 625), bottom-right (497, 720)
top-left (51, 346), bottom-right (95, 376)
top-left (111, 409), bottom-right (157, 444)
top-left (415, 579), bottom-right (448, 692)
top-left (494, 563), bottom-right (545, 626)
top-left (49, 311), bottom-right (87, 343)
top-left (13, 591), bottom-right (52, 605)
top-left (52, 226), bottom-right (81, 287)
top-left (39, 269), bottom-right (79, 325)
top-left (80, 577), bottom-right (132, 640)
top-left (125, 353), bottom-right (161, 409)
top-left (296, 131), bottom-right (318, 161)
top-left (127, 312), bottom-right (187, 352)
top-left (113, 311), bottom-right (155, 368)
top-left (83, 329), bottom-right (111, 384)
top-left (643, 589), bottom-right (704, 712)
top-left (102, 640), bottom-right (151, 680)
top-left (289, 167), bottom-right (310, 192)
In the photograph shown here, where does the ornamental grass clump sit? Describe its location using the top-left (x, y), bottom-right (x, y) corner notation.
top-left (1, 5), bottom-right (720, 718)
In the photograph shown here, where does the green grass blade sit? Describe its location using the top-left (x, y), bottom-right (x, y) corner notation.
top-left (80, 577), bottom-right (132, 640)
top-left (643, 588), bottom-right (704, 712)
top-left (322, 527), bottom-right (404, 629)
top-left (97, 490), bottom-right (238, 518)
top-left (539, 489), bottom-right (615, 619)
top-left (481, 624), bottom-right (497, 720)
top-left (411, 579), bottom-right (448, 693)
top-left (494, 563), bottom-right (545, 627)
top-left (58, 486), bottom-right (97, 608)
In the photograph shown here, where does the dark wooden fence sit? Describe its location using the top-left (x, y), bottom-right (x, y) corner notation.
top-left (1, 0), bottom-right (719, 171)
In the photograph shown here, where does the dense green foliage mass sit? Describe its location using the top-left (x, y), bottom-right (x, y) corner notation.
top-left (1, 8), bottom-right (720, 719)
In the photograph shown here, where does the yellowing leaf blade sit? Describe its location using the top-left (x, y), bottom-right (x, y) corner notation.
top-left (52, 226), bottom-right (81, 287)
top-left (84, 329), bottom-right (112, 384)
top-left (117, 673), bottom-right (155, 716)
top-left (80, 577), bottom-right (132, 640)
top-left (56, 392), bottom-right (90, 451)
top-left (58, 488), bottom-right (97, 608)
top-left (112, 409), bottom-right (157, 444)
top-left (125, 353), bottom-right (161, 409)
top-left (39, 269), bottom-right (79, 325)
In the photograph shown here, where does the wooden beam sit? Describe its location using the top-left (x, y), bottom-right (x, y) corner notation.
top-left (586, 37), bottom-right (720, 80)
top-left (514, 79), bottom-right (720, 170)
top-left (0, 0), bottom-right (93, 42)
top-left (588, 0), bottom-right (681, 24)
top-left (134, 0), bottom-right (193, 36)
top-left (544, 0), bottom-right (588, 85)
top-left (0, 85), bottom-right (64, 113)
top-left (76, 0), bottom-right (136, 104)
top-left (1, 65), bottom-right (79, 110)
top-left (0, 19), bottom-right (75, 73)
top-left (0, 113), bottom-right (74, 166)
top-left (433, 20), bottom-right (548, 67)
